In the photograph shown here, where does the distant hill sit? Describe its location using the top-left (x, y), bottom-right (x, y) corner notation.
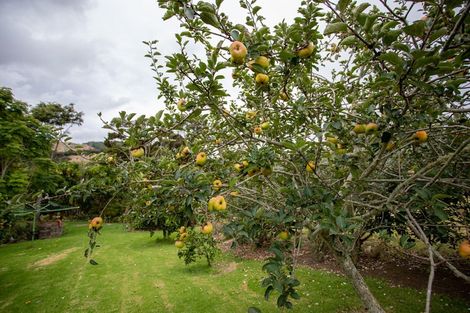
top-left (83, 141), bottom-right (105, 152)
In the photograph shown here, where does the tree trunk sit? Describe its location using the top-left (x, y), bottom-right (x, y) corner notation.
top-left (340, 254), bottom-right (386, 313)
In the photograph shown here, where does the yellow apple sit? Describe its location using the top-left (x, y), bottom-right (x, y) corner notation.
top-left (261, 121), bottom-right (270, 130)
top-left (181, 146), bottom-right (190, 156)
top-left (365, 123), bottom-right (378, 133)
top-left (255, 56), bottom-right (270, 68)
top-left (229, 41), bottom-right (247, 64)
top-left (90, 217), bottom-right (103, 230)
top-left (230, 191), bottom-right (240, 196)
top-left (247, 168), bottom-right (259, 177)
top-left (254, 126), bottom-right (262, 135)
top-left (208, 197), bottom-right (216, 211)
top-left (326, 137), bottom-right (338, 144)
top-left (179, 232), bottom-right (188, 241)
top-left (131, 147), bottom-right (144, 158)
top-left (278, 231), bottom-right (289, 240)
top-left (234, 163), bottom-right (242, 172)
top-left (178, 226), bottom-right (186, 234)
top-left (386, 142), bottom-right (395, 151)
top-left (414, 130), bottom-right (428, 143)
top-left (202, 222), bottom-right (213, 234)
top-left (175, 240), bottom-right (185, 249)
top-left (245, 111), bottom-right (257, 120)
top-left (279, 91), bottom-right (289, 101)
top-left (261, 167), bottom-right (272, 176)
top-left (247, 60), bottom-right (255, 71)
top-left (297, 42), bottom-right (315, 58)
top-left (212, 195), bottom-right (227, 211)
top-left (242, 160), bottom-right (249, 168)
top-left (213, 179), bottom-right (222, 191)
top-left (177, 99), bottom-right (187, 111)
top-left (255, 73), bottom-right (269, 86)
top-left (306, 160), bottom-right (315, 172)
top-left (214, 138), bottom-right (222, 145)
top-left (458, 240), bottom-right (470, 259)
top-left (353, 124), bottom-right (366, 134)
top-left (195, 152), bottom-right (207, 166)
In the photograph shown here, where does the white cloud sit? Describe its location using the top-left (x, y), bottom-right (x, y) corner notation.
top-left (0, 0), bottom-right (306, 142)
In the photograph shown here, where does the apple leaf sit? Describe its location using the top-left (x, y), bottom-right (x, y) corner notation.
top-left (89, 259), bottom-right (98, 265)
top-left (264, 286), bottom-right (274, 300)
top-left (279, 50), bottom-right (295, 62)
top-left (429, 27), bottom-right (447, 43)
top-left (354, 3), bottom-right (370, 16)
top-left (184, 6), bottom-right (195, 20)
top-left (324, 22), bottom-right (348, 35)
top-left (340, 35), bottom-right (357, 47)
top-left (337, 0), bottom-right (352, 12)
top-left (199, 12), bottom-right (220, 29)
top-left (378, 52), bottom-right (404, 69)
top-left (403, 21), bottom-right (426, 37)
top-left (230, 29), bottom-right (240, 41)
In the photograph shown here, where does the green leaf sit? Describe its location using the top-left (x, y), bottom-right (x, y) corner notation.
top-left (337, 0), bottom-right (352, 12)
top-left (336, 216), bottom-right (346, 229)
top-left (399, 234), bottom-right (415, 249)
top-left (155, 110), bottom-right (164, 121)
top-left (279, 50), bottom-right (295, 62)
top-left (378, 52), bottom-right (404, 68)
top-left (264, 285), bottom-right (274, 300)
top-left (382, 30), bottom-right (401, 45)
top-left (324, 22), bottom-right (348, 35)
top-left (429, 27), bottom-right (447, 43)
top-left (433, 207), bottom-right (448, 221)
top-left (281, 141), bottom-right (296, 150)
top-left (199, 12), bottom-right (220, 28)
top-left (89, 259), bottom-right (98, 265)
top-left (230, 29), bottom-right (240, 41)
top-left (248, 308), bottom-right (261, 313)
top-left (403, 21), bottom-right (426, 37)
top-left (290, 291), bottom-right (300, 299)
top-left (340, 35), bottom-right (358, 47)
top-left (354, 3), bottom-right (370, 16)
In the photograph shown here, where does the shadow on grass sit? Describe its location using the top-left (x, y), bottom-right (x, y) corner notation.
top-left (172, 262), bottom-right (213, 276)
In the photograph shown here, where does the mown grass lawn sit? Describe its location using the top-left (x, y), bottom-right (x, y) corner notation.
top-left (0, 222), bottom-right (468, 313)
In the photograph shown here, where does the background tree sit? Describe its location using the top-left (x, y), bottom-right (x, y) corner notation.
top-left (0, 87), bottom-right (65, 242)
top-left (31, 102), bottom-right (84, 158)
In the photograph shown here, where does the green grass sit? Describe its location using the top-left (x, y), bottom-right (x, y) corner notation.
top-left (0, 222), bottom-right (468, 313)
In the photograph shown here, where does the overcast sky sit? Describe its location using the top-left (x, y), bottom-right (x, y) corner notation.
top-left (0, 0), bottom-right (303, 143)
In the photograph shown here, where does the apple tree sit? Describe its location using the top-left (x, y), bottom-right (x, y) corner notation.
top-left (85, 0), bottom-right (470, 312)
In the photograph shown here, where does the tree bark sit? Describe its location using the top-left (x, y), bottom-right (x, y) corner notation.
top-left (340, 254), bottom-right (386, 313)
